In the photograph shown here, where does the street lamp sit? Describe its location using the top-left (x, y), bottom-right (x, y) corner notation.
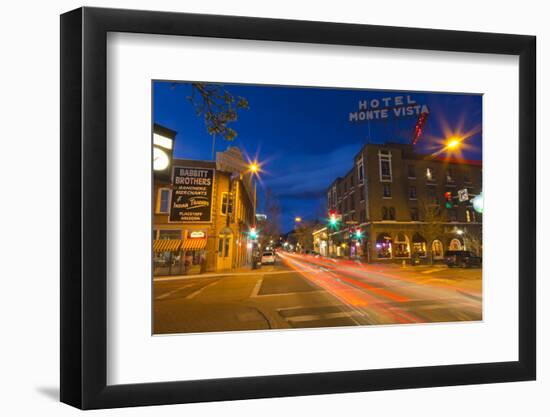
top-left (472, 193), bottom-right (484, 214)
top-left (446, 137), bottom-right (462, 150)
top-left (295, 217), bottom-right (302, 223)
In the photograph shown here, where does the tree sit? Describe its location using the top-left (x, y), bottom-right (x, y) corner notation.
top-left (294, 220), bottom-right (315, 252)
top-left (261, 189), bottom-right (282, 247)
top-left (463, 227), bottom-right (483, 257)
top-left (184, 82), bottom-right (249, 141)
top-left (419, 201), bottom-right (446, 265)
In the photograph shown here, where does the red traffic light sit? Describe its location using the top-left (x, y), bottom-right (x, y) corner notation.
top-left (444, 191), bottom-right (452, 200)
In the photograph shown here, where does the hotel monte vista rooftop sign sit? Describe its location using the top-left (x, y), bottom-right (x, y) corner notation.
top-left (348, 95), bottom-right (430, 123)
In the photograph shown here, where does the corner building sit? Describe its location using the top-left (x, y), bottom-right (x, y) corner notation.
top-left (326, 143), bottom-right (482, 263)
top-left (153, 146), bottom-right (256, 276)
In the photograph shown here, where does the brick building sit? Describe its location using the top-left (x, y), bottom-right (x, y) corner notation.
top-left (326, 143), bottom-right (482, 263)
top-left (153, 141), bottom-right (256, 275)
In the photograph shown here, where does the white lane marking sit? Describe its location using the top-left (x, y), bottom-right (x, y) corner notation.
top-left (155, 284), bottom-right (195, 300)
top-left (154, 269), bottom-right (310, 282)
top-left (253, 290), bottom-right (326, 298)
top-left (185, 280), bottom-right (219, 300)
top-left (250, 276), bottom-right (264, 298)
top-left (287, 311), bottom-right (362, 323)
top-left (421, 268), bottom-right (448, 274)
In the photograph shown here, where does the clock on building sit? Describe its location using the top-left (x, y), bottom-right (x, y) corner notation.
top-left (153, 146), bottom-right (170, 171)
top-left (153, 124), bottom-right (176, 174)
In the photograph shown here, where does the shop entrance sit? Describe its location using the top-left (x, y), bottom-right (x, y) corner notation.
top-left (217, 229), bottom-right (233, 271)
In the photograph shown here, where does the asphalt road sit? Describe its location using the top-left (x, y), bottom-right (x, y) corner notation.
top-left (153, 253), bottom-right (482, 334)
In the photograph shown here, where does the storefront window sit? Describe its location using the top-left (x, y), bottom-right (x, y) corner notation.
top-left (159, 229), bottom-right (182, 239)
top-left (432, 239), bottom-right (444, 259)
top-left (412, 233), bottom-right (427, 257)
top-left (394, 233), bottom-right (410, 258)
top-left (449, 238), bottom-right (463, 251)
top-left (376, 233), bottom-right (392, 259)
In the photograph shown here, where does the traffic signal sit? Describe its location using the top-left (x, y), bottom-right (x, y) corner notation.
top-left (249, 226), bottom-right (258, 239)
top-left (444, 191), bottom-right (453, 209)
top-left (329, 210), bottom-right (338, 227)
top-left (355, 228), bottom-right (362, 239)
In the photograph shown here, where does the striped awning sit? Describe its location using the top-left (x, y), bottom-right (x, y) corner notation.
top-left (153, 239), bottom-right (183, 252)
top-left (183, 238), bottom-right (207, 251)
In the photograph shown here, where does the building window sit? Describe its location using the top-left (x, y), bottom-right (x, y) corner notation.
top-left (382, 184), bottom-right (392, 198)
top-left (446, 169), bottom-right (454, 183)
top-left (378, 150), bottom-right (392, 182)
top-left (412, 233), bottom-right (427, 257)
top-left (159, 229), bottom-right (181, 240)
top-left (387, 207), bottom-right (396, 220)
top-left (157, 188), bottom-right (171, 214)
top-left (466, 208), bottom-right (476, 222)
top-left (376, 233), bottom-right (393, 259)
top-left (332, 187), bottom-right (337, 205)
top-left (357, 161), bottom-right (364, 182)
top-left (464, 174), bottom-right (472, 184)
top-left (408, 164), bottom-right (416, 179)
top-left (221, 192), bottom-right (233, 215)
top-left (448, 208), bottom-right (458, 222)
top-left (382, 206), bottom-right (388, 220)
top-left (327, 191), bottom-right (331, 209)
top-left (410, 207), bottom-right (419, 221)
top-left (394, 233), bottom-right (410, 258)
top-left (432, 240), bottom-right (444, 259)
top-left (359, 186), bottom-right (365, 201)
top-left (449, 238), bottom-right (463, 251)
top-left (426, 167), bottom-right (435, 182)
top-left (350, 175), bottom-right (354, 187)
top-left (427, 186), bottom-right (438, 205)
top-left (408, 186), bottom-right (417, 200)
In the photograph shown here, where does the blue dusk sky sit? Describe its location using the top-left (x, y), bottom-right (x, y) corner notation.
top-left (153, 81), bottom-right (482, 232)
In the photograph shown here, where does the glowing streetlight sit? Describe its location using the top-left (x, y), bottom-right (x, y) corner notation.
top-left (472, 193), bottom-right (484, 214)
top-left (295, 217), bottom-right (302, 223)
top-left (446, 137), bottom-right (461, 150)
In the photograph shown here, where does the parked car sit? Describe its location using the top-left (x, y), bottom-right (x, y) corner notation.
top-left (444, 250), bottom-right (482, 268)
top-left (261, 251), bottom-right (276, 265)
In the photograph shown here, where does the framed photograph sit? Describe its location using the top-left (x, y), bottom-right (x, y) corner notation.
top-left (60, 7), bottom-right (536, 409)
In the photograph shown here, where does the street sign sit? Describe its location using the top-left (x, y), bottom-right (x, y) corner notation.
top-left (458, 188), bottom-right (469, 202)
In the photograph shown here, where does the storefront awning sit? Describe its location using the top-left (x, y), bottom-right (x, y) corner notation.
top-left (153, 239), bottom-right (183, 252)
top-left (183, 238), bottom-right (207, 251)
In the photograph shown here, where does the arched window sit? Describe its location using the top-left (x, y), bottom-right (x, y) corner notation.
top-left (376, 233), bottom-right (392, 259)
top-left (432, 239), bottom-right (444, 259)
top-left (449, 238), bottom-right (463, 251)
top-left (394, 233), bottom-right (410, 258)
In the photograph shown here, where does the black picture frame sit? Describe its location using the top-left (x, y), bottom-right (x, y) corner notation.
top-left (60, 6), bottom-right (536, 410)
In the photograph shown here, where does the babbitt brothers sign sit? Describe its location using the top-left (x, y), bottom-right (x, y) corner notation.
top-left (169, 166), bottom-right (215, 223)
top-left (349, 95), bottom-right (430, 122)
